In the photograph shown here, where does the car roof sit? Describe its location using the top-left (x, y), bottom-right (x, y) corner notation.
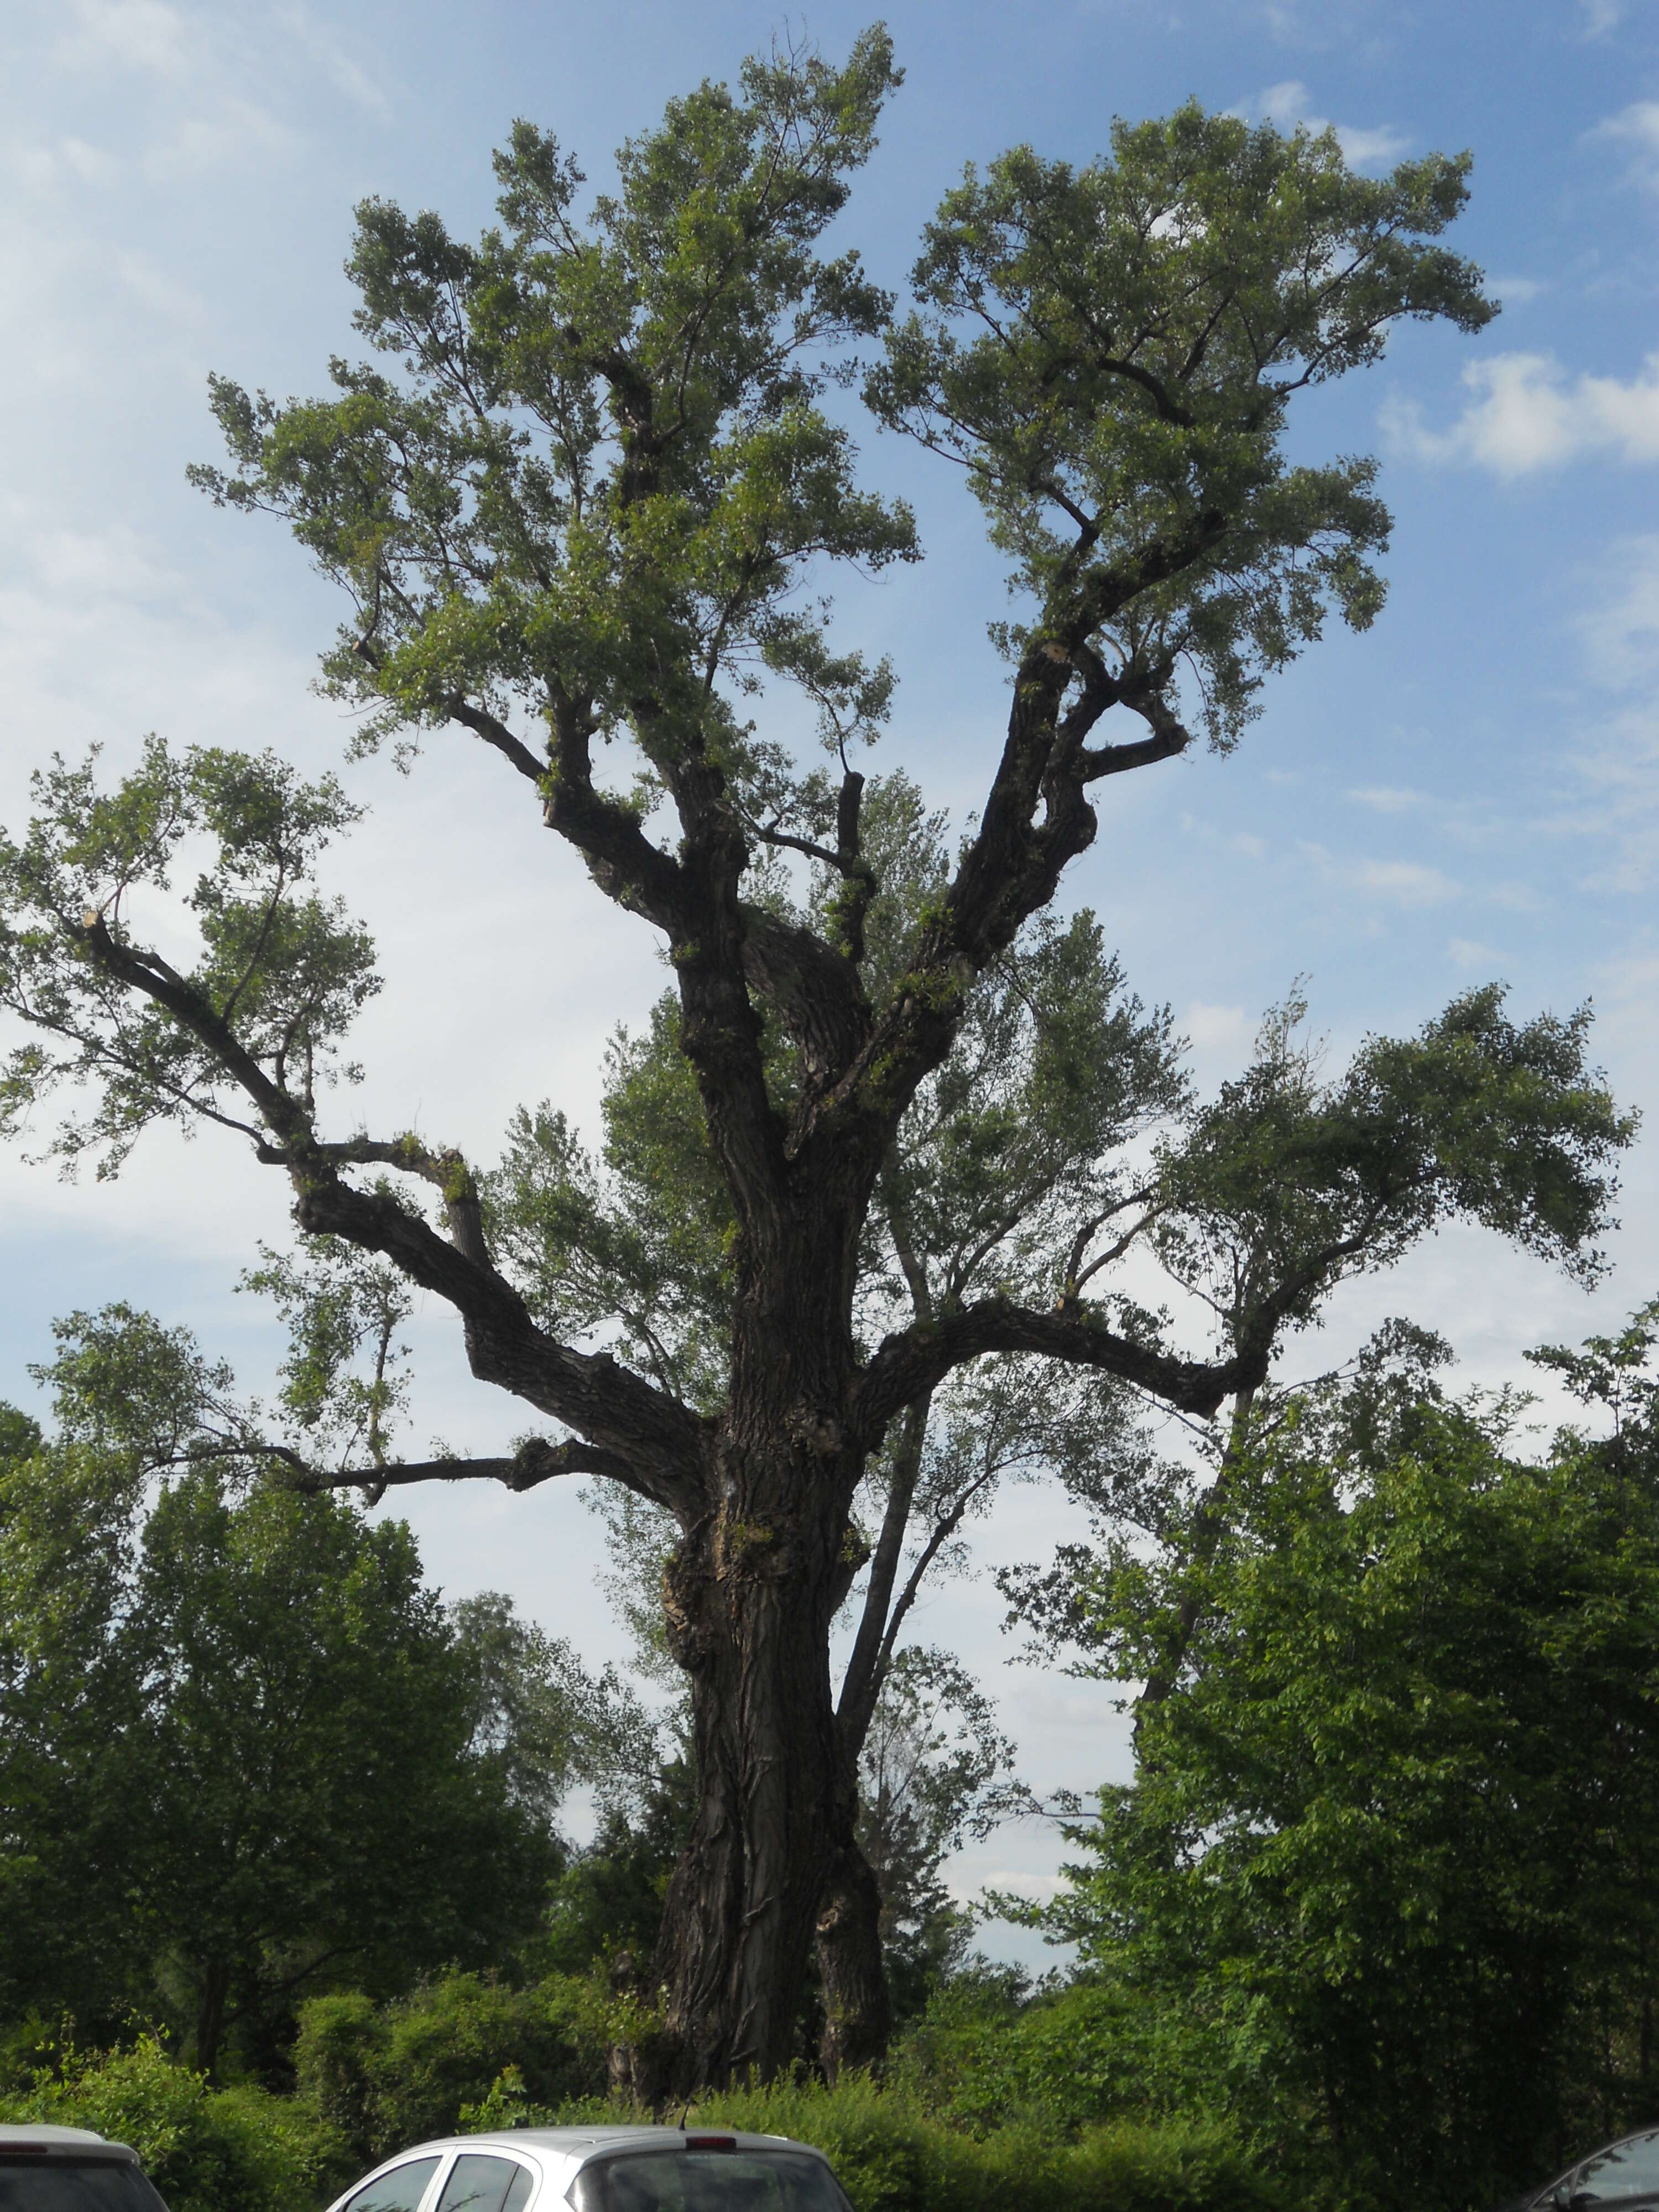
top-left (392, 2126), bottom-right (826, 2168)
top-left (0, 2125), bottom-right (140, 2160)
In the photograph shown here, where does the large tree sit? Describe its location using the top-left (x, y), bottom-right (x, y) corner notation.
top-left (0, 35), bottom-right (1631, 2086)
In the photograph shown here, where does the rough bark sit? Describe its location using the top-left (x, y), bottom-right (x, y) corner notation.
top-left (815, 1837), bottom-right (892, 2080)
top-left (644, 1192), bottom-right (872, 2089)
top-left (651, 1485), bottom-right (849, 2088)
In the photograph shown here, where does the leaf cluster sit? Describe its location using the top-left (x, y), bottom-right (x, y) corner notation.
top-left (1036, 1330), bottom-right (1659, 2206)
top-left (869, 106), bottom-right (1494, 745)
top-left (189, 31), bottom-right (915, 792)
top-left (0, 739), bottom-right (375, 1176)
top-left (1153, 984), bottom-right (1635, 1348)
top-left (0, 1305), bottom-right (649, 2074)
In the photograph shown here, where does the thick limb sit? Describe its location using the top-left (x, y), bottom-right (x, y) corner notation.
top-left (853, 1296), bottom-right (1261, 1442)
top-left (70, 911), bottom-right (707, 1512)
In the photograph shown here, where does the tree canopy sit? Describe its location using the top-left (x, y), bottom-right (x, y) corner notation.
top-left (0, 1308), bottom-right (648, 2079)
top-left (1013, 1315), bottom-right (1659, 2211)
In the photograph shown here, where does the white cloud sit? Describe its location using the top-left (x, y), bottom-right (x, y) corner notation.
top-left (1349, 784), bottom-right (1422, 813)
top-left (1593, 100), bottom-right (1659, 187)
top-left (1248, 79), bottom-right (1410, 166)
top-left (1182, 1000), bottom-right (1254, 1053)
top-left (1488, 274), bottom-right (1546, 306)
top-left (275, 6), bottom-right (392, 121)
top-left (1298, 841), bottom-right (1460, 907)
top-left (1485, 880), bottom-right (1544, 912)
top-left (1578, 536), bottom-right (1659, 688)
top-left (1580, 0), bottom-right (1628, 33)
top-left (55, 0), bottom-right (189, 77)
top-left (141, 98), bottom-right (294, 180)
top-left (14, 514), bottom-right (182, 601)
top-left (1384, 351), bottom-right (1659, 477)
top-left (1448, 936), bottom-right (1500, 969)
top-left (59, 137), bottom-right (122, 187)
top-left (1357, 858), bottom-right (1458, 906)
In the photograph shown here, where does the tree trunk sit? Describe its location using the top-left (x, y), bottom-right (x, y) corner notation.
top-left (639, 1161), bottom-right (893, 2091)
top-left (195, 1955), bottom-right (231, 2081)
top-left (815, 1835), bottom-right (891, 2080)
top-left (650, 1498), bottom-right (850, 2089)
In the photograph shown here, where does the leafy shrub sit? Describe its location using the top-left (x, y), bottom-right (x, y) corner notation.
top-left (294, 1972), bottom-right (609, 2163)
top-left (680, 2072), bottom-right (1281, 2212)
top-left (0, 2033), bottom-right (346, 2212)
top-left (887, 1971), bottom-right (1223, 2138)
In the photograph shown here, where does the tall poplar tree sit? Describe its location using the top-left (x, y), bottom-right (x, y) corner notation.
top-left (0, 34), bottom-right (1630, 2086)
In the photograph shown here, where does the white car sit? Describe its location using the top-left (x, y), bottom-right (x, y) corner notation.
top-left (0, 2124), bottom-right (170, 2210)
top-left (322, 2124), bottom-right (857, 2212)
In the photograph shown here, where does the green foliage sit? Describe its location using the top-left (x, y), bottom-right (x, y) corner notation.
top-left (857, 1652), bottom-right (1016, 2019)
top-left (1030, 1320), bottom-right (1659, 2210)
top-left (450, 1589), bottom-right (661, 1835)
top-left (0, 1427), bottom-right (156, 2037)
top-left (870, 107), bottom-right (1492, 744)
top-left (486, 995), bottom-right (740, 1408)
top-left (0, 1306), bottom-right (644, 2076)
top-left (539, 1756), bottom-right (699, 1977)
top-left (0, 739), bottom-right (375, 1176)
top-left (133, 1470), bottom-right (563, 2070)
top-left (679, 2072), bottom-right (1281, 2212)
top-left (0, 2034), bottom-right (347, 2212)
top-left (293, 1975), bottom-right (607, 2167)
top-left (1153, 987), bottom-right (1635, 1349)
top-left (241, 1234), bottom-right (414, 1473)
top-left (190, 32), bottom-right (914, 786)
top-left (889, 1973), bottom-right (1174, 2138)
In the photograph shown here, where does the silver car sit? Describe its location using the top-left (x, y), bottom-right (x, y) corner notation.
top-left (321, 2124), bottom-right (856, 2212)
top-left (1500, 2126), bottom-right (1659, 2212)
top-left (0, 2124), bottom-right (170, 2209)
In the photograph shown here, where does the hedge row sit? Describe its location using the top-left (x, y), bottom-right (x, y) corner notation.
top-left (2, 2017), bottom-right (1281, 2212)
top-left (681, 2073), bottom-right (1282, 2212)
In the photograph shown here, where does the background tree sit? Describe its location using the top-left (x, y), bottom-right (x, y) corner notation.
top-left (0, 1306), bottom-right (646, 2079)
top-left (1013, 1312), bottom-right (1659, 2212)
top-left (854, 1647), bottom-right (1016, 2025)
top-left (0, 33), bottom-right (1627, 2084)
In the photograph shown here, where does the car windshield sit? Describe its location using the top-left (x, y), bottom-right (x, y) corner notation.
top-left (0, 2159), bottom-right (168, 2211)
top-left (1577, 2133), bottom-right (1659, 2204)
top-left (570, 2152), bottom-right (848, 2212)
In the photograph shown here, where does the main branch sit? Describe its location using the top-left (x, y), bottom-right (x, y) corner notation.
top-left (852, 1297), bottom-right (1263, 1439)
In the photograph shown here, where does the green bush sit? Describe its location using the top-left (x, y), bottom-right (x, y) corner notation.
top-left (295, 1972), bottom-right (609, 2164)
top-left (886, 1971), bottom-right (1228, 2140)
top-left (0, 2033), bottom-right (346, 2212)
top-left (0, 2016), bottom-right (1279, 2212)
top-left (680, 2072), bottom-right (1281, 2212)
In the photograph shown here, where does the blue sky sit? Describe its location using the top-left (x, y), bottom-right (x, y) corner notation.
top-left (3, 0), bottom-right (1659, 1946)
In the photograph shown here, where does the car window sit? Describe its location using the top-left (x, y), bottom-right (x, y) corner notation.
top-left (346, 2156), bottom-right (444, 2212)
top-left (1577, 2133), bottom-right (1659, 2204)
top-left (570, 2152), bottom-right (848, 2212)
top-left (437, 2154), bottom-right (535, 2212)
top-left (0, 2159), bottom-right (168, 2211)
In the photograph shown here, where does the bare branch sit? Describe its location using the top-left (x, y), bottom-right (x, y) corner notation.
top-left (287, 1433), bottom-right (639, 1494)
